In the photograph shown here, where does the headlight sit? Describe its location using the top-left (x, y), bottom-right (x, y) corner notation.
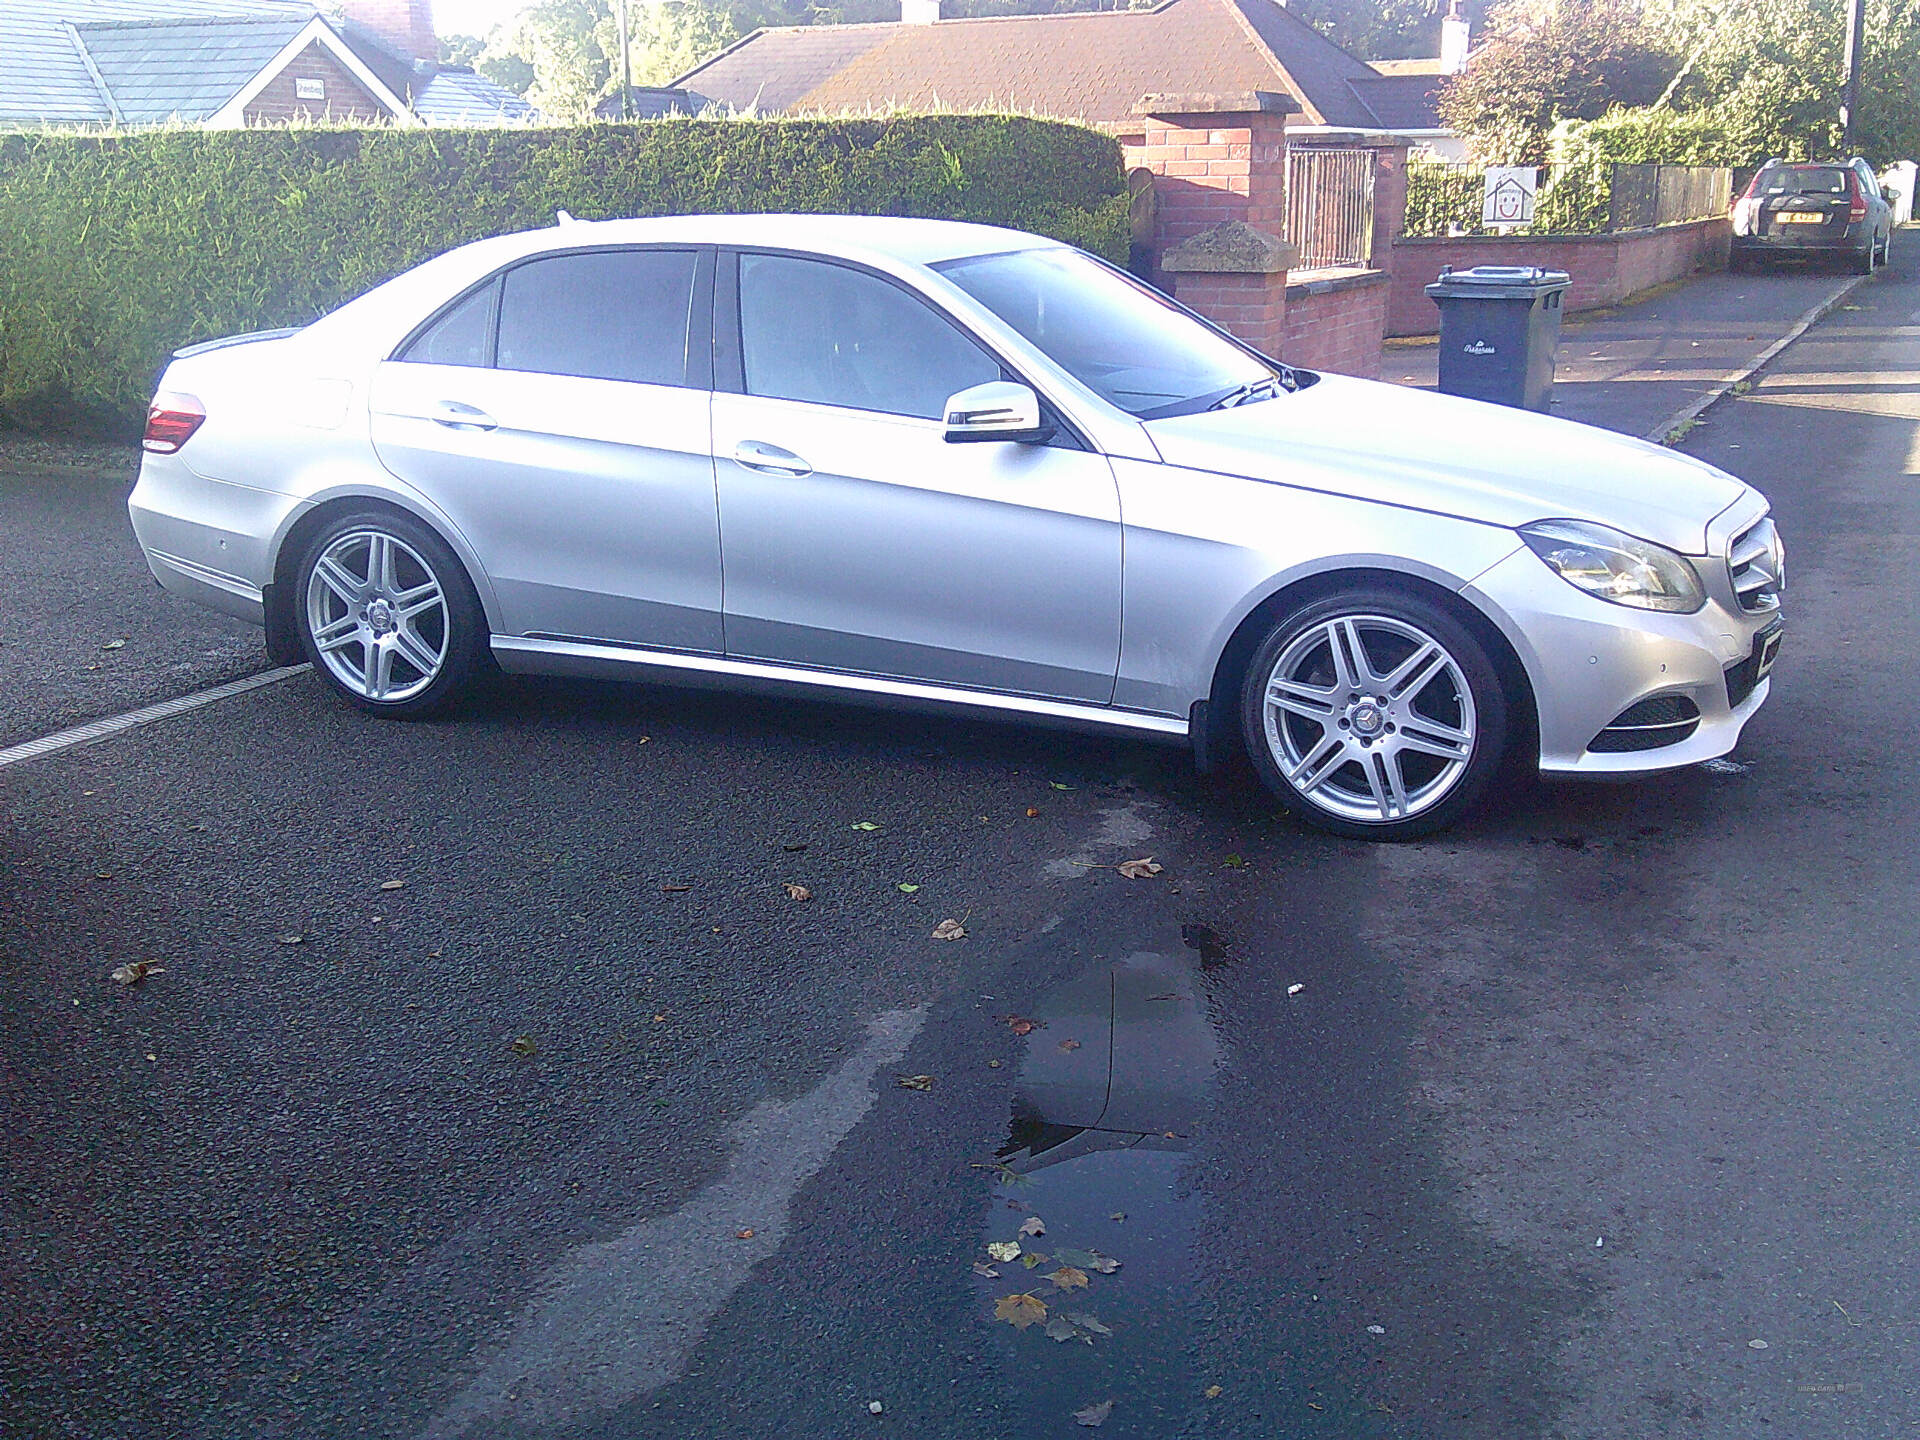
top-left (1520, 519), bottom-right (1705, 613)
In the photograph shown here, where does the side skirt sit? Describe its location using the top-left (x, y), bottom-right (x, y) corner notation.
top-left (490, 635), bottom-right (1191, 745)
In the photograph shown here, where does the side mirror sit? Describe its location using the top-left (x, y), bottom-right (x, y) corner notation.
top-left (942, 381), bottom-right (1054, 444)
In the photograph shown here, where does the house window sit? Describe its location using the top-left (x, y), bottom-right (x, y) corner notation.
top-left (295, 78), bottom-right (326, 101)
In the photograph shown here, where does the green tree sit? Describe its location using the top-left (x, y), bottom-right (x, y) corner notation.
top-left (1437, 0), bottom-right (1678, 161)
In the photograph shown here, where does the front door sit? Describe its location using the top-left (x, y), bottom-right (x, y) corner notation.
top-left (711, 251), bottom-right (1122, 705)
top-left (369, 246), bottom-right (722, 652)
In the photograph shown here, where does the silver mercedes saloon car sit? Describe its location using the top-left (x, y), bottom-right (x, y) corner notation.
top-left (129, 214), bottom-right (1783, 838)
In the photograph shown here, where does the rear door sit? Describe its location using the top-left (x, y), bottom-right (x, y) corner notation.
top-left (368, 246), bottom-right (722, 651)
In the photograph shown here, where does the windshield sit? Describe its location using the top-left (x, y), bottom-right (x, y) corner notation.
top-left (934, 248), bottom-right (1279, 419)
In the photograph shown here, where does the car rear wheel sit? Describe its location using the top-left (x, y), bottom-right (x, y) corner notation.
top-left (296, 510), bottom-right (483, 718)
top-left (1239, 590), bottom-right (1510, 839)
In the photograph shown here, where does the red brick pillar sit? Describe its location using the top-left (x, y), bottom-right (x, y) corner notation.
top-left (1122, 90), bottom-right (1300, 354)
top-left (1370, 141), bottom-right (1411, 265)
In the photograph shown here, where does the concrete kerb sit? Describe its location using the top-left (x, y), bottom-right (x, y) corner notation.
top-left (1644, 271), bottom-right (1874, 446)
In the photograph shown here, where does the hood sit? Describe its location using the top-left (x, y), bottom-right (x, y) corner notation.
top-left (1143, 374), bottom-right (1750, 554)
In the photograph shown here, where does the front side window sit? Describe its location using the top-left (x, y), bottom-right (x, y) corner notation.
top-left (495, 249), bottom-right (698, 386)
top-left (738, 254), bottom-right (1000, 420)
top-left (936, 246), bottom-right (1278, 419)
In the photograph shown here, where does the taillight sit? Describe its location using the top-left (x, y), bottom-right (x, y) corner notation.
top-left (143, 392), bottom-right (205, 454)
top-left (1848, 173), bottom-right (1867, 222)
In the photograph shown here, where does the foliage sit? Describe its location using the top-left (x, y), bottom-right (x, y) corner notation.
top-left (0, 118), bottom-right (1128, 436)
top-left (1548, 106), bottom-right (1733, 166)
top-left (1293, 0), bottom-right (1497, 61)
top-left (1403, 157), bottom-right (1610, 234)
top-left (1436, 0), bottom-right (1677, 163)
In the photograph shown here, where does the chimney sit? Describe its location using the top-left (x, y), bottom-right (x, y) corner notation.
top-left (901, 0), bottom-right (940, 22)
top-left (1440, 0), bottom-right (1470, 74)
top-left (339, 0), bottom-right (437, 64)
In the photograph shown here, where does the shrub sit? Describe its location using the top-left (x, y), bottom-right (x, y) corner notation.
top-left (0, 116), bottom-right (1129, 436)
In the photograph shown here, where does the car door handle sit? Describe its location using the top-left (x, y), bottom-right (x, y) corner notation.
top-left (732, 440), bottom-right (812, 476)
top-left (432, 400), bottom-right (497, 431)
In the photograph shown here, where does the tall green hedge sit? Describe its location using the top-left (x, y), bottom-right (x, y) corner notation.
top-left (0, 116), bottom-right (1129, 437)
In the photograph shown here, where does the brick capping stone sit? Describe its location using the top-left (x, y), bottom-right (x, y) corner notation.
top-left (1133, 90), bottom-right (1299, 117)
top-left (1161, 221), bottom-right (1299, 275)
top-left (1286, 266), bottom-right (1389, 296)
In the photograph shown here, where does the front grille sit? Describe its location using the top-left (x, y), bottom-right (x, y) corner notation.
top-left (1727, 517), bottom-right (1784, 613)
top-left (1589, 695), bottom-right (1701, 753)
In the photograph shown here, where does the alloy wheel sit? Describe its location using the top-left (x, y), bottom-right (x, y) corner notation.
top-left (1259, 613), bottom-right (1477, 824)
top-left (304, 528), bottom-right (450, 703)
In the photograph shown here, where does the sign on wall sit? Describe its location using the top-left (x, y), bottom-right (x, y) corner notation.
top-left (1482, 167), bottom-right (1538, 227)
top-left (295, 77), bottom-right (326, 101)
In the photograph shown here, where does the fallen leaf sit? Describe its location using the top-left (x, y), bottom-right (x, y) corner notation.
top-left (1223, 854), bottom-right (1247, 868)
top-left (1047, 1266), bottom-right (1089, 1291)
top-left (1748, 1338), bottom-right (1769, 1350)
top-left (652, 1013), bottom-right (667, 1022)
top-left (1205, 1385), bottom-right (1223, 1399)
top-left (1057, 1038), bottom-right (1082, 1053)
top-left (931, 919), bottom-right (967, 941)
top-left (377, 880), bottom-right (407, 893)
top-left (735, 1229), bottom-right (755, 1240)
top-left (109, 961), bottom-right (163, 986)
top-left (1115, 858), bottom-right (1162, 879)
top-left (661, 884), bottom-right (691, 893)
top-left (781, 842), bottom-right (807, 852)
top-left (1025, 807), bottom-right (1040, 818)
top-left (897, 883), bottom-right (920, 893)
top-left (1018, 1216), bottom-right (1046, 1237)
top-left (867, 1400), bottom-right (883, 1415)
top-left (895, 1073), bottom-right (934, 1091)
top-left (277, 933), bottom-right (304, 945)
top-left (1002, 1015), bottom-right (1043, 1035)
top-left (783, 883), bottom-right (813, 902)
top-left (987, 1059), bottom-right (1002, 1068)
top-left (509, 1034), bottom-right (537, 1057)
top-left (1020, 1250), bottom-right (1046, 1269)
top-left (1065, 1312), bottom-right (1113, 1336)
top-left (1052, 1247), bottom-right (1120, 1273)
top-left (985, 1241), bottom-right (1022, 1263)
top-left (1050, 782), bottom-right (1073, 791)
top-left (1287, 983), bottom-right (1304, 996)
top-left (994, 1293), bottom-right (1048, 1330)
top-left (1044, 1317), bottom-right (1081, 1343)
top-left (851, 821), bottom-right (881, 831)
top-left (1073, 1399), bottom-right (1114, 1427)
top-left (1108, 1212), bottom-right (1126, 1222)
top-left (102, 638), bottom-right (125, 651)
top-left (972, 1262), bottom-right (1001, 1278)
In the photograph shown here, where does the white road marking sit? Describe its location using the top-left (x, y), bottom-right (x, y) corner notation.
top-left (0, 665), bottom-right (310, 770)
top-left (423, 1004), bottom-right (928, 1438)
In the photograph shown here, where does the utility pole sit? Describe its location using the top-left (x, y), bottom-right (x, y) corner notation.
top-left (616, 0), bottom-right (632, 121)
top-left (1839, 0), bottom-right (1865, 152)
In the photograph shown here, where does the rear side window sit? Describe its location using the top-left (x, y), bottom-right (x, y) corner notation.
top-left (738, 253), bottom-right (1000, 420)
top-left (495, 249), bottom-right (699, 386)
top-left (400, 280), bottom-right (497, 367)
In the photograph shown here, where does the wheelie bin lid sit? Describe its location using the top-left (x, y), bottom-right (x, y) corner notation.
top-left (1425, 265), bottom-right (1572, 300)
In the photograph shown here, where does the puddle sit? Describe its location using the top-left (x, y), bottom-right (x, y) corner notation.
top-left (973, 944), bottom-right (1220, 1435)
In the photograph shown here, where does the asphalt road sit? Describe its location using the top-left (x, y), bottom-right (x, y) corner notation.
top-left (4, 240), bottom-right (1918, 1440)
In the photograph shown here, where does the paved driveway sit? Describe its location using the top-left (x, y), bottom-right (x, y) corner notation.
top-left (4, 240), bottom-right (1919, 1439)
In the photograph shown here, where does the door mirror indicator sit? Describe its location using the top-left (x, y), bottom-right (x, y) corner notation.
top-left (941, 381), bottom-right (1054, 444)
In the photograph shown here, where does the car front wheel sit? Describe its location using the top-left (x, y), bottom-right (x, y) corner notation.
top-left (295, 510), bottom-right (483, 718)
top-left (1240, 590), bottom-right (1510, 839)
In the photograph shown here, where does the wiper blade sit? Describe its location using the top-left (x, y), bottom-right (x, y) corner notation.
top-left (1208, 375), bottom-right (1285, 410)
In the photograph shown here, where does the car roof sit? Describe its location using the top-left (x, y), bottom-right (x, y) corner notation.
top-left (472, 212), bottom-right (1061, 268)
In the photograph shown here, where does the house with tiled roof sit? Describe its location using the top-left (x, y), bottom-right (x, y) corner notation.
top-left (673, 0), bottom-right (1443, 148)
top-left (0, 0), bottom-right (537, 129)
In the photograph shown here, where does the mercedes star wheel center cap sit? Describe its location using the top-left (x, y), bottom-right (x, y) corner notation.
top-left (367, 599), bottom-right (395, 635)
top-left (1351, 702), bottom-right (1385, 736)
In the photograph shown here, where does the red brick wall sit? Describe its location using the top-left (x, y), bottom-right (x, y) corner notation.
top-left (1386, 218), bottom-right (1732, 336)
top-left (1283, 274), bottom-right (1390, 377)
top-left (337, 0), bottom-right (436, 63)
top-left (1122, 108), bottom-right (1291, 355)
top-left (243, 41), bottom-right (391, 124)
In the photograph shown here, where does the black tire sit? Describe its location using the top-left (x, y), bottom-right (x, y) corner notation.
top-left (294, 507), bottom-right (486, 719)
top-left (1238, 588), bottom-right (1511, 840)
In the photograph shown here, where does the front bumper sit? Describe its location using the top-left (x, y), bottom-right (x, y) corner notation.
top-left (1465, 543), bottom-right (1780, 776)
